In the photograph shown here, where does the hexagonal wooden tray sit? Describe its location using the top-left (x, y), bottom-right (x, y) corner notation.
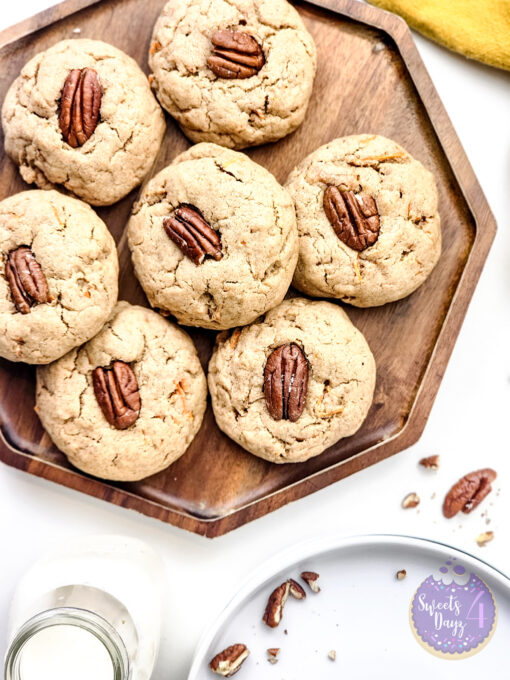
top-left (0, 0), bottom-right (496, 536)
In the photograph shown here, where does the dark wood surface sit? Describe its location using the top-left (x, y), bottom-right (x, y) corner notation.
top-left (0, 0), bottom-right (496, 537)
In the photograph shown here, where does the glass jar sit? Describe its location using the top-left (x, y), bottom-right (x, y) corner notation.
top-left (4, 535), bottom-right (163, 680)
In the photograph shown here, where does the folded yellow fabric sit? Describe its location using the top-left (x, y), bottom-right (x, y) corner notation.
top-left (367, 0), bottom-right (510, 71)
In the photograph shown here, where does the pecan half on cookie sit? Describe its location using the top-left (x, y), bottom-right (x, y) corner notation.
top-left (163, 205), bottom-right (222, 265)
top-left (207, 30), bottom-right (265, 79)
top-left (263, 343), bottom-right (308, 422)
top-left (59, 68), bottom-right (102, 147)
top-left (443, 468), bottom-right (497, 519)
top-left (92, 361), bottom-right (141, 430)
top-left (6, 246), bottom-right (50, 314)
top-left (323, 186), bottom-right (380, 251)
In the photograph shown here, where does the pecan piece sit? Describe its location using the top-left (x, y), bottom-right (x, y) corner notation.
top-left (323, 186), bottom-right (380, 251)
top-left (207, 30), bottom-right (265, 79)
top-left (6, 247), bottom-right (50, 314)
top-left (163, 205), bottom-right (222, 265)
top-left (209, 644), bottom-right (249, 677)
top-left (402, 492), bottom-right (420, 509)
top-left (476, 531), bottom-right (494, 547)
top-left (288, 579), bottom-right (306, 600)
top-left (301, 571), bottom-right (320, 593)
top-left (263, 581), bottom-right (290, 628)
top-left (263, 343), bottom-right (308, 422)
top-left (396, 569), bottom-right (407, 580)
top-left (419, 455), bottom-right (440, 470)
top-left (92, 361), bottom-right (141, 430)
top-left (443, 468), bottom-right (497, 519)
top-left (59, 68), bottom-right (102, 147)
top-left (267, 648), bottom-right (279, 664)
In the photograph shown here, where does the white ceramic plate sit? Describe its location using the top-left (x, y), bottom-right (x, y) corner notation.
top-left (188, 535), bottom-right (509, 679)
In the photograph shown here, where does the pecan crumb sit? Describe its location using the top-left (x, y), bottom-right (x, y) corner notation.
top-left (328, 650), bottom-right (336, 661)
top-left (267, 648), bottom-right (279, 664)
top-left (289, 579), bottom-right (306, 600)
top-left (396, 569), bottom-right (407, 580)
top-left (301, 571), bottom-right (320, 593)
top-left (402, 492), bottom-right (420, 509)
top-left (476, 531), bottom-right (494, 547)
top-left (419, 455), bottom-right (440, 470)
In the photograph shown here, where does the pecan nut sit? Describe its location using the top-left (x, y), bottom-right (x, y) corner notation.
top-left (289, 579), bottom-right (306, 600)
top-left (207, 30), bottom-right (265, 79)
top-left (301, 571), bottom-right (320, 593)
top-left (209, 644), bottom-right (249, 677)
top-left (6, 246), bottom-right (50, 314)
top-left (263, 343), bottom-right (308, 422)
top-left (443, 468), bottom-right (497, 519)
top-left (402, 492), bottom-right (420, 509)
top-left (92, 361), bottom-right (141, 430)
top-left (59, 68), bottom-right (102, 147)
top-left (163, 205), bottom-right (222, 266)
top-left (263, 581), bottom-right (290, 628)
top-left (419, 455), bottom-right (440, 470)
top-left (323, 186), bottom-right (380, 251)
top-left (476, 531), bottom-right (494, 547)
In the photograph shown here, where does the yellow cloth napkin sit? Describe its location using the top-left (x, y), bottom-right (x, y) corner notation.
top-left (367, 0), bottom-right (510, 71)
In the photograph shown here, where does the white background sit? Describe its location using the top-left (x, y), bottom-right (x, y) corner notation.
top-left (0, 1), bottom-right (509, 678)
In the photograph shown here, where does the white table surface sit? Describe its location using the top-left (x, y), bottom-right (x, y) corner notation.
top-left (0, 1), bottom-right (509, 678)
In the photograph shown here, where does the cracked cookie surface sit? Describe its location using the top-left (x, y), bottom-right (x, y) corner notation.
top-left (149, 0), bottom-right (316, 149)
top-left (2, 39), bottom-right (166, 206)
top-left (285, 135), bottom-right (442, 307)
top-left (208, 297), bottom-right (376, 463)
top-left (0, 190), bottom-right (118, 364)
top-left (36, 302), bottom-right (207, 481)
top-left (128, 142), bottom-right (298, 329)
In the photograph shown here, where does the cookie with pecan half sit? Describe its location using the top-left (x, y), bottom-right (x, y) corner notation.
top-left (2, 39), bottom-right (165, 206)
top-left (36, 302), bottom-right (207, 481)
top-left (285, 134), bottom-right (441, 307)
top-left (148, 0), bottom-right (316, 149)
top-left (127, 143), bottom-right (298, 330)
top-left (208, 297), bottom-right (376, 463)
top-left (0, 190), bottom-right (118, 364)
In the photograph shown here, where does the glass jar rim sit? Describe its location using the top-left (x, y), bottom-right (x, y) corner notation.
top-left (4, 607), bottom-right (129, 680)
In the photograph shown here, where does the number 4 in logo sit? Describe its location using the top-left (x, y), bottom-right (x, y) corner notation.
top-left (467, 591), bottom-right (487, 628)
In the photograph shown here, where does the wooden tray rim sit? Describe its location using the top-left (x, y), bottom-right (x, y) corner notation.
top-left (0, 0), bottom-right (497, 537)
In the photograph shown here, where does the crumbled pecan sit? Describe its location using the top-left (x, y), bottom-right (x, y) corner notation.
top-left (267, 648), bottom-right (279, 664)
top-left (476, 531), bottom-right (495, 547)
top-left (419, 455), bottom-right (440, 470)
top-left (209, 644), bottom-right (249, 677)
top-left (301, 571), bottom-right (320, 593)
top-left (92, 361), bottom-right (141, 430)
top-left (59, 68), bottom-right (101, 147)
top-left (396, 569), bottom-right (407, 580)
top-left (402, 492), bottom-right (420, 509)
top-left (323, 186), bottom-right (380, 251)
top-left (207, 30), bottom-right (265, 79)
top-left (288, 579), bottom-right (306, 600)
top-left (163, 204), bottom-right (222, 265)
top-left (6, 246), bottom-right (50, 314)
top-left (263, 343), bottom-right (308, 422)
top-left (443, 469), bottom-right (497, 519)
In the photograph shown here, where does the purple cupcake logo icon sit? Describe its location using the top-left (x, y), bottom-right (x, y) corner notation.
top-left (410, 558), bottom-right (497, 659)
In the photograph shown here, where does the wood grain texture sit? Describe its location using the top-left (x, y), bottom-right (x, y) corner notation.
top-left (0, 0), bottom-right (496, 537)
